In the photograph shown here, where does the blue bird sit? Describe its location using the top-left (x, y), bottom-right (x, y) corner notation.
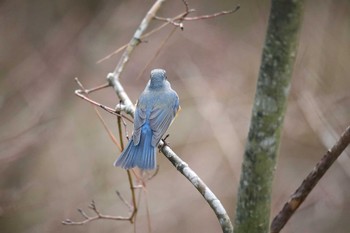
top-left (114, 69), bottom-right (180, 170)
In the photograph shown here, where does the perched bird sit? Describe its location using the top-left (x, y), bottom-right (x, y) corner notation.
top-left (114, 69), bottom-right (180, 170)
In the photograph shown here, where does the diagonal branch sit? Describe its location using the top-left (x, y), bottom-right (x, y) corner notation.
top-left (110, 0), bottom-right (167, 81)
top-left (159, 140), bottom-right (234, 233)
top-left (270, 126), bottom-right (350, 233)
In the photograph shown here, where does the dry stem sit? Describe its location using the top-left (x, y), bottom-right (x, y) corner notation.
top-left (270, 126), bottom-right (350, 233)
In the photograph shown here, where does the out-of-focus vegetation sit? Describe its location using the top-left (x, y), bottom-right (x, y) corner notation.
top-left (0, 1), bottom-right (349, 233)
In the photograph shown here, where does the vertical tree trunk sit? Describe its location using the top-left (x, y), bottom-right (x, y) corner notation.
top-left (234, 1), bottom-right (304, 233)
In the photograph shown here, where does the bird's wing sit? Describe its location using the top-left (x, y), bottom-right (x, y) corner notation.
top-left (132, 101), bottom-right (147, 146)
top-left (149, 95), bottom-right (179, 147)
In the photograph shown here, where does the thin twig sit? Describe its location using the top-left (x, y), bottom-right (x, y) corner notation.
top-left (153, 15), bottom-right (186, 29)
top-left (77, 208), bottom-right (89, 219)
top-left (97, 11), bottom-right (190, 64)
top-left (97, 44), bottom-right (128, 64)
top-left (74, 89), bottom-right (133, 123)
top-left (153, 5), bottom-right (240, 28)
top-left (183, 6), bottom-right (240, 21)
top-left (74, 78), bottom-right (122, 150)
top-left (65, 81), bottom-right (138, 225)
top-left (135, 25), bottom-right (178, 80)
top-left (62, 200), bottom-right (131, 225)
top-left (117, 111), bottom-right (138, 222)
top-left (97, 3), bottom-right (240, 64)
top-left (182, 0), bottom-right (189, 13)
top-left (75, 78), bottom-right (110, 94)
top-left (270, 126), bottom-right (350, 233)
top-left (147, 165), bottom-right (160, 181)
top-left (95, 107), bottom-right (122, 151)
top-left (116, 190), bottom-right (134, 211)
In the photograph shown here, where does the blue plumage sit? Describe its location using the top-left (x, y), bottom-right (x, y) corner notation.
top-left (114, 69), bottom-right (180, 170)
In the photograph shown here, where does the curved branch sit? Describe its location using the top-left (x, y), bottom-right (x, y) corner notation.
top-left (159, 140), bottom-right (233, 233)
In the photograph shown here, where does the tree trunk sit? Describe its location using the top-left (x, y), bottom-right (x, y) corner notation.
top-left (234, 1), bottom-right (304, 233)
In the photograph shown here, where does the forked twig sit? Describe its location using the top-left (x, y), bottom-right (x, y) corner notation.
top-left (67, 79), bottom-right (137, 225)
top-left (270, 126), bottom-right (350, 233)
top-left (97, 2), bottom-right (240, 63)
top-left (74, 88), bottom-right (133, 123)
top-left (75, 78), bottom-right (110, 94)
top-left (74, 78), bottom-right (122, 150)
top-left (153, 4), bottom-right (240, 29)
top-left (62, 200), bottom-right (132, 225)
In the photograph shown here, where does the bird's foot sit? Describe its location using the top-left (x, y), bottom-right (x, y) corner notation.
top-left (158, 134), bottom-right (170, 152)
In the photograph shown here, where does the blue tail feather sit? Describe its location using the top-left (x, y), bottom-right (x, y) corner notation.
top-left (114, 124), bottom-right (156, 170)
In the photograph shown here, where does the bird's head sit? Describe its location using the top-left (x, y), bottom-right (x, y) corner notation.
top-left (149, 69), bottom-right (167, 89)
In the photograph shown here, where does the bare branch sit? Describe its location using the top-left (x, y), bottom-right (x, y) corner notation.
top-left (74, 89), bottom-right (133, 123)
top-left (74, 78), bottom-right (122, 150)
top-left (75, 77), bottom-right (110, 94)
top-left (109, 0), bottom-right (167, 83)
top-left (135, 26), bottom-right (178, 81)
top-left (77, 208), bottom-right (89, 219)
top-left (147, 165), bottom-right (160, 181)
top-left (97, 11), bottom-right (188, 64)
top-left (116, 191), bottom-right (134, 211)
top-left (183, 5), bottom-right (240, 21)
top-left (97, 3), bottom-right (239, 64)
top-left (181, 0), bottom-right (189, 13)
top-left (153, 15), bottom-right (185, 29)
top-left (153, 5), bottom-right (240, 30)
top-left (158, 140), bottom-right (233, 233)
top-left (62, 200), bottom-right (132, 225)
top-left (96, 44), bottom-right (128, 64)
top-left (270, 126), bottom-right (350, 233)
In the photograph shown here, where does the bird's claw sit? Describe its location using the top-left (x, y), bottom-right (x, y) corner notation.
top-left (159, 134), bottom-right (170, 152)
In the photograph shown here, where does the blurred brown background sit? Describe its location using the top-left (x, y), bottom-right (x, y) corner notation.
top-left (1, 0), bottom-right (350, 232)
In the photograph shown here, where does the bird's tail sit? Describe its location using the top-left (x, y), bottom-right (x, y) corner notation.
top-left (114, 128), bottom-right (156, 170)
